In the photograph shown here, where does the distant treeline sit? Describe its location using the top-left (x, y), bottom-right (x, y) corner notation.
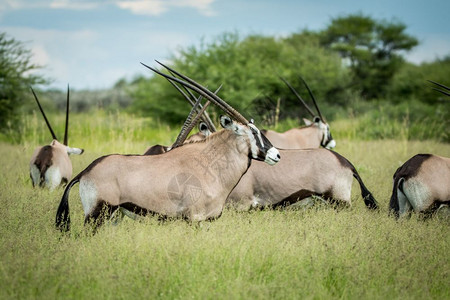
top-left (2, 14), bottom-right (449, 142)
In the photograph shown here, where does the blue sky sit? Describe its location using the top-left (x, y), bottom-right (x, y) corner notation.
top-left (1, 0), bottom-right (449, 90)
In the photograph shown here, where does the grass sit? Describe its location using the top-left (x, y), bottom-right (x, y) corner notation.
top-left (0, 111), bottom-right (449, 299)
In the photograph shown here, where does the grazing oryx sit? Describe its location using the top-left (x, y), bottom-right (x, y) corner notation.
top-left (262, 77), bottom-right (335, 149)
top-left (389, 154), bottom-right (450, 218)
top-left (227, 148), bottom-right (378, 211)
top-left (55, 62), bottom-right (280, 231)
top-left (29, 87), bottom-right (84, 191)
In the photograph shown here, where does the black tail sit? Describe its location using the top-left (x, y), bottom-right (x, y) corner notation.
top-left (55, 176), bottom-right (79, 232)
top-left (352, 170), bottom-right (378, 210)
top-left (329, 150), bottom-right (378, 210)
top-left (389, 175), bottom-right (403, 218)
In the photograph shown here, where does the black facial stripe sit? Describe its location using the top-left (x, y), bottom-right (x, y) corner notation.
top-left (252, 131), bottom-right (263, 148)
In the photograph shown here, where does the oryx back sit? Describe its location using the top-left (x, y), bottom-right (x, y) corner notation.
top-left (263, 125), bottom-right (325, 149)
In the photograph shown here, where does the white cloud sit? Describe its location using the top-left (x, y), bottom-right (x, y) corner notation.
top-left (50, 0), bottom-right (100, 10)
top-left (116, 0), bottom-right (216, 17)
top-left (116, 0), bottom-right (167, 16)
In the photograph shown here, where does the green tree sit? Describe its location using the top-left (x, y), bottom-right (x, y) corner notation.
top-left (0, 32), bottom-right (47, 130)
top-left (320, 13), bottom-right (418, 99)
top-left (131, 32), bottom-right (349, 125)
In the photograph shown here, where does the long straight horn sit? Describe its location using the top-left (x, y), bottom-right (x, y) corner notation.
top-left (63, 84), bottom-right (69, 145)
top-left (428, 80), bottom-right (450, 97)
top-left (299, 76), bottom-right (324, 121)
top-left (279, 76), bottom-right (315, 118)
top-left (30, 87), bottom-right (58, 141)
top-left (153, 60), bottom-right (249, 124)
top-left (172, 100), bottom-right (211, 149)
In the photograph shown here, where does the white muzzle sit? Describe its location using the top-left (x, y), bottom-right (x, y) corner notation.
top-left (264, 147), bottom-right (280, 165)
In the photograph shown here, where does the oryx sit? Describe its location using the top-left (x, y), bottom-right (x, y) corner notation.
top-left (389, 154), bottom-right (450, 218)
top-left (262, 77), bottom-right (335, 149)
top-left (55, 62), bottom-right (280, 231)
top-left (227, 148), bottom-right (378, 211)
top-left (29, 86), bottom-right (84, 191)
top-left (389, 82), bottom-right (450, 218)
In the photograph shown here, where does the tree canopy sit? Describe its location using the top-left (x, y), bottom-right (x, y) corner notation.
top-left (320, 13), bottom-right (418, 99)
top-left (0, 32), bottom-right (47, 130)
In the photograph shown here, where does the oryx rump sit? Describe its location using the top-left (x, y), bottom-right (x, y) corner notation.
top-left (389, 154), bottom-right (450, 218)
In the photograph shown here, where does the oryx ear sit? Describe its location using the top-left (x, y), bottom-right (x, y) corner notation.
top-left (220, 115), bottom-right (233, 129)
top-left (199, 122), bottom-right (208, 132)
top-left (313, 116), bottom-right (321, 123)
top-left (198, 122), bottom-right (209, 135)
top-left (303, 118), bottom-right (313, 126)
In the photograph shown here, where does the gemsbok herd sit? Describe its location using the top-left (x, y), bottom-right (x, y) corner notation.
top-left (28, 62), bottom-right (449, 232)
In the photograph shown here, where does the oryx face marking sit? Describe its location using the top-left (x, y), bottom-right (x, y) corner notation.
top-left (316, 119), bottom-right (335, 149)
top-left (220, 116), bottom-right (280, 165)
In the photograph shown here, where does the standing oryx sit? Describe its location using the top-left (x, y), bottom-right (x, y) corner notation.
top-left (389, 154), bottom-right (450, 218)
top-left (262, 77), bottom-right (335, 149)
top-left (55, 62), bottom-right (280, 231)
top-left (29, 87), bottom-right (84, 191)
top-left (227, 148), bottom-right (378, 211)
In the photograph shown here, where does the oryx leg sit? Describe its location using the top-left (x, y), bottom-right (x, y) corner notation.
top-left (435, 204), bottom-right (450, 219)
top-left (30, 165), bottom-right (40, 187)
top-left (397, 188), bottom-right (412, 218)
top-left (45, 166), bottom-right (62, 191)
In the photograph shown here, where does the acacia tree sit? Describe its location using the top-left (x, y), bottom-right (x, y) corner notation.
top-left (0, 32), bottom-right (47, 130)
top-left (320, 14), bottom-right (418, 99)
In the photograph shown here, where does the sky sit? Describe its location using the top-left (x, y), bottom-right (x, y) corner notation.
top-left (1, 0), bottom-right (449, 90)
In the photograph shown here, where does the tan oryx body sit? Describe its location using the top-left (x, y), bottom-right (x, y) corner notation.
top-left (263, 77), bottom-right (335, 150)
top-left (29, 87), bottom-right (83, 190)
top-left (227, 148), bottom-right (378, 211)
top-left (55, 63), bottom-right (280, 231)
top-left (389, 154), bottom-right (450, 218)
top-left (263, 118), bottom-right (334, 149)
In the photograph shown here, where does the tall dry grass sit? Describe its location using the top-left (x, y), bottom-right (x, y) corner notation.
top-left (0, 112), bottom-right (449, 299)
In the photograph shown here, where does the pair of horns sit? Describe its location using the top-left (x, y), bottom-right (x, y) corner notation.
top-left (141, 60), bottom-right (249, 125)
top-left (171, 99), bottom-right (211, 149)
top-left (164, 74), bottom-right (218, 133)
top-left (31, 85), bottom-right (70, 145)
top-left (279, 76), bottom-right (324, 122)
top-left (428, 80), bottom-right (450, 97)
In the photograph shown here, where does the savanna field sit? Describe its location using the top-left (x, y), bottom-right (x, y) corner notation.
top-left (0, 111), bottom-right (449, 299)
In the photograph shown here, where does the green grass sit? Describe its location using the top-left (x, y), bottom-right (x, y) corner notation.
top-left (0, 112), bottom-right (449, 299)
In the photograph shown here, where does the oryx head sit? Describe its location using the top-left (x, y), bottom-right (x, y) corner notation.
top-left (220, 116), bottom-right (280, 165)
top-left (280, 76), bottom-right (336, 149)
top-left (303, 116), bottom-right (335, 149)
top-left (142, 61), bottom-right (280, 166)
